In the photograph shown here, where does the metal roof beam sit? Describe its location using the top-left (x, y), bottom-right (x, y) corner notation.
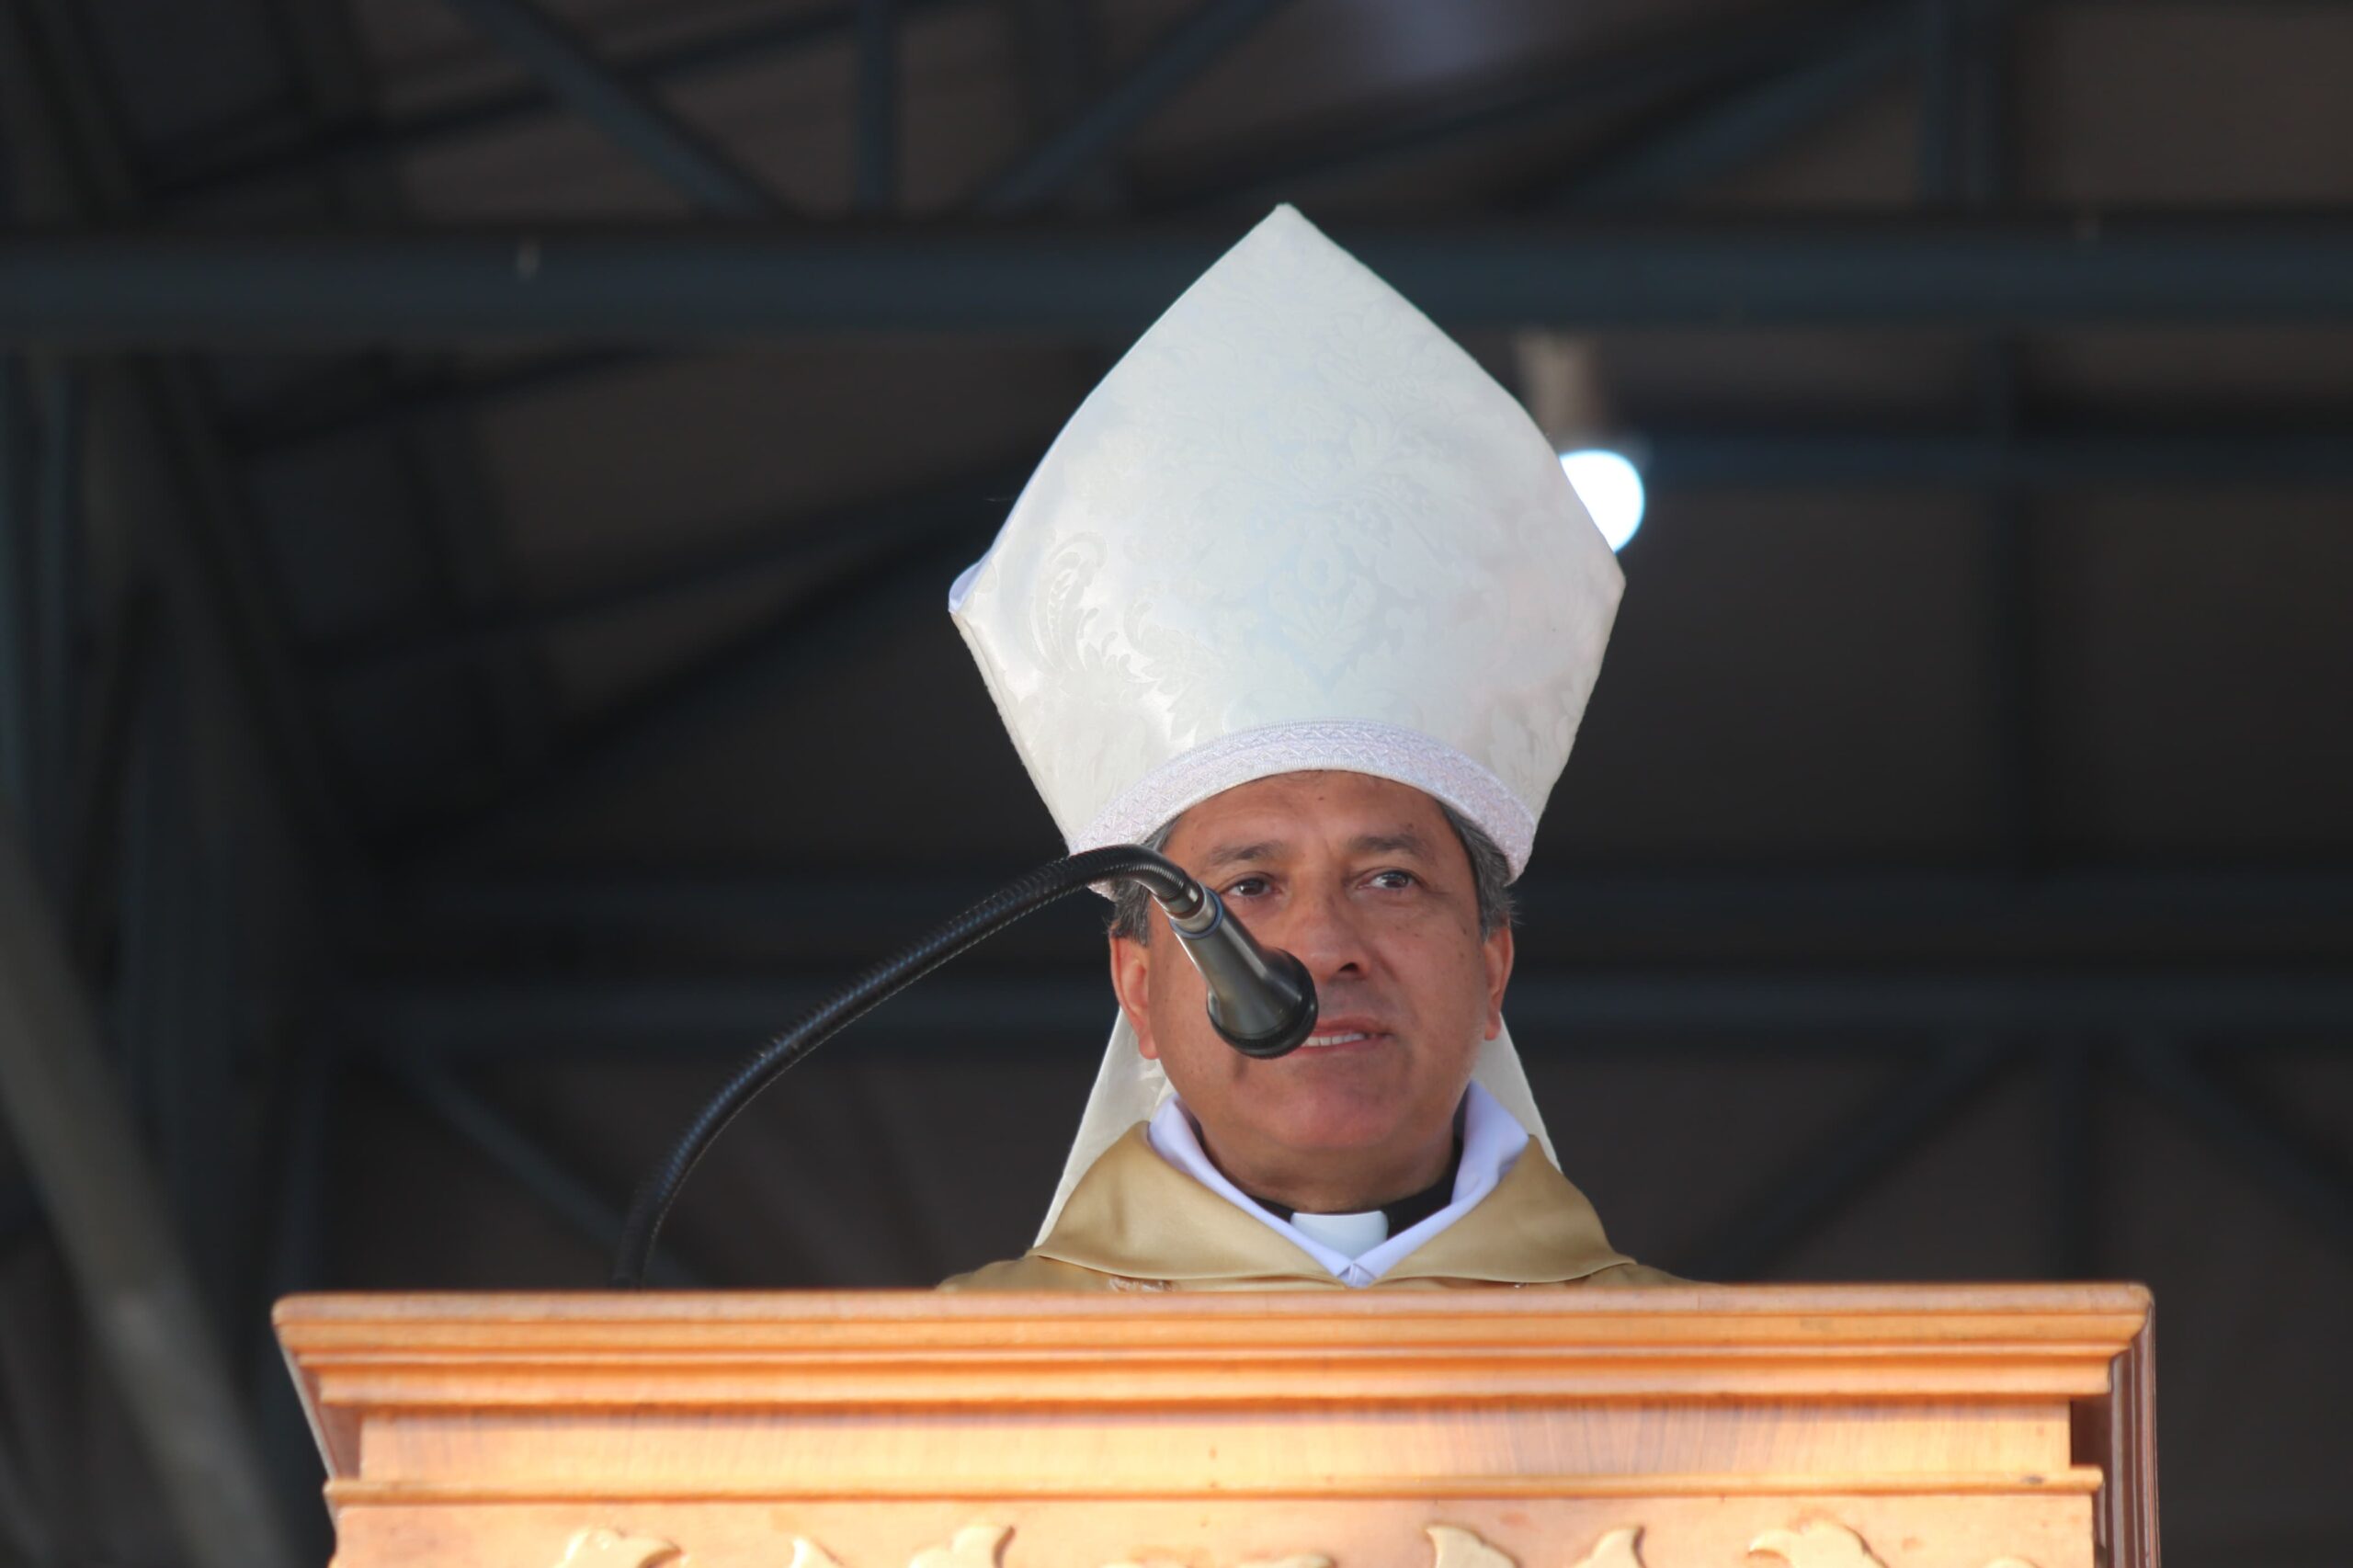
top-left (433, 0), bottom-right (790, 217)
top-left (384, 868), bottom-right (2353, 994)
top-left (380, 1055), bottom-right (707, 1286)
top-left (310, 458), bottom-right (1032, 687)
top-left (854, 0), bottom-right (900, 211)
top-left (0, 1180), bottom-right (38, 1257)
top-left (1, 0), bottom-right (369, 906)
top-left (1674, 1040), bottom-right (2018, 1279)
top-left (2120, 1042), bottom-right (2353, 1260)
top-left (0, 813), bottom-right (295, 1568)
top-left (1640, 429), bottom-right (2353, 488)
top-left (975, 0), bottom-right (1299, 214)
top-left (397, 504), bottom-right (1001, 862)
top-left (1147, 0), bottom-right (1878, 212)
top-left (227, 347), bottom-right (648, 455)
top-left (219, 2), bottom-right (1934, 449)
top-left (1919, 0), bottom-right (2012, 207)
top-left (12, 215), bottom-right (2353, 345)
top-left (361, 423), bottom-right (2353, 861)
top-left (1540, 0), bottom-right (1915, 209)
top-left (160, 0), bottom-right (971, 203)
top-left (354, 971), bottom-right (2353, 1054)
top-left (300, 421), bottom-right (2353, 699)
top-left (270, 0), bottom-right (569, 836)
top-left (0, 359), bottom-right (34, 815)
top-left (394, 866), bottom-right (2353, 946)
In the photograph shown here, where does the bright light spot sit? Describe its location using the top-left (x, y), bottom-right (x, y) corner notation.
top-left (1560, 449), bottom-right (1646, 553)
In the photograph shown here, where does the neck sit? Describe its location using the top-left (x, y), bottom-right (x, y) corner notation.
top-left (1192, 1116), bottom-right (1459, 1215)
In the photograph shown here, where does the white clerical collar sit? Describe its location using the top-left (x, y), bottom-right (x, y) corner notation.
top-left (1290, 1209), bottom-right (1390, 1258)
top-left (1146, 1079), bottom-right (1532, 1286)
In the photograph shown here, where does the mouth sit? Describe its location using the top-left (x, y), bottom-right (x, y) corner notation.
top-left (1294, 1021), bottom-right (1387, 1051)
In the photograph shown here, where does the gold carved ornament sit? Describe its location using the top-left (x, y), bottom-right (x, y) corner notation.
top-left (555, 1528), bottom-right (684, 1568)
top-left (551, 1517), bottom-right (2040, 1568)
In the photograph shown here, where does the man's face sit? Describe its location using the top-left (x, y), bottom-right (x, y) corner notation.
top-left (1109, 771), bottom-right (1513, 1210)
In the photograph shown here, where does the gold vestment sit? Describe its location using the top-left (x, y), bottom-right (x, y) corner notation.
top-left (943, 1124), bottom-right (1676, 1292)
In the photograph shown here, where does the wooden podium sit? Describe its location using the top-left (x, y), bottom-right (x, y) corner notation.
top-left (275, 1285), bottom-right (2154, 1568)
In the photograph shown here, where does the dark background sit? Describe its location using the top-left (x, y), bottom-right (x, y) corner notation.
top-left (1, 0), bottom-right (2350, 1563)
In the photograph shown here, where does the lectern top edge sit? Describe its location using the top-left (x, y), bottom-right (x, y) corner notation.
top-left (275, 1280), bottom-right (2152, 1326)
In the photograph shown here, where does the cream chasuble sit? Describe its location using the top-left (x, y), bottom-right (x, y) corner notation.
top-left (940, 1107), bottom-right (1677, 1294)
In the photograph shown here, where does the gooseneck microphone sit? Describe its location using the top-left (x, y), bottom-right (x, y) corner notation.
top-left (609, 845), bottom-right (1318, 1287)
top-left (1117, 859), bottom-right (1319, 1059)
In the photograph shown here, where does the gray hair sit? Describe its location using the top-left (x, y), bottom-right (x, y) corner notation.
top-left (1108, 800), bottom-right (1516, 943)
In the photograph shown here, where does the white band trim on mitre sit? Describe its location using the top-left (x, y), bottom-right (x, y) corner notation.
top-left (1069, 720), bottom-right (1538, 878)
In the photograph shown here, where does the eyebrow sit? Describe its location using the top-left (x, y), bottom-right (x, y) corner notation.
top-left (1198, 839), bottom-right (1282, 872)
top-left (1349, 827), bottom-right (1432, 859)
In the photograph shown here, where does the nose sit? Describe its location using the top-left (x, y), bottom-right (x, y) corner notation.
top-left (1267, 875), bottom-right (1373, 984)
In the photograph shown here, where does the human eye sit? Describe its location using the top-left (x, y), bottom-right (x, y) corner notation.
top-left (1366, 868), bottom-right (1418, 892)
top-left (1222, 873), bottom-right (1275, 900)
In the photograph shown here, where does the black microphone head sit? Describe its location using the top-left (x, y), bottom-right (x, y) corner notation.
top-left (1207, 949), bottom-right (1319, 1059)
top-left (1152, 877), bottom-right (1321, 1061)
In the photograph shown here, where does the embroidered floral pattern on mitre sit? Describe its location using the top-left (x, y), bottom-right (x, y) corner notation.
top-left (949, 205), bottom-right (1622, 885)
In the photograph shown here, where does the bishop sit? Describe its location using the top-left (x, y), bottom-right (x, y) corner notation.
top-left (941, 207), bottom-right (1672, 1293)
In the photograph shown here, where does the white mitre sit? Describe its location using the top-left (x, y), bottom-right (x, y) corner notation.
top-left (948, 205), bottom-right (1624, 1239)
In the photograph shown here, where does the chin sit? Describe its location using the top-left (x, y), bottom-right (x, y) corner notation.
top-left (1257, 1095), bottom-right (1415, 1153)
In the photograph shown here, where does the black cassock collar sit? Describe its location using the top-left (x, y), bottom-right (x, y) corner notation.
top-left (1244, 1121), bottom-right (1465, 1237)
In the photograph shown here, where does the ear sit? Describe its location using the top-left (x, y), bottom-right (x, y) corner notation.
top-left (1108, 930), bottom-right (1161, 1060)
top-left (1481, 923), bottom-right (1515, 1041)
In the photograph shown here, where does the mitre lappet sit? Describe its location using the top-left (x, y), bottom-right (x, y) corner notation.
top-left (948, 204), bottom-right (1625, 1237)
